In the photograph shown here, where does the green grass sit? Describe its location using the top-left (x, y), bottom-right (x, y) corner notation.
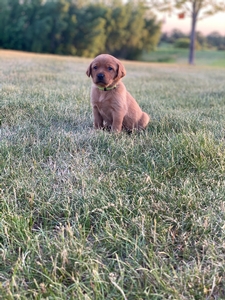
top-left (141, 46), bottom-right (225, 66)
top-left (1, 50), bottom-right (225, 299)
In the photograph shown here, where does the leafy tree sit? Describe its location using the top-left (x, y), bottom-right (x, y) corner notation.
top-left (1, 0), bottom-right (28, 50)
top-left (160, 32), bottom-right (170, 44)
top-left (169, 29), bottom-right (187, 42)
top-left (150, 0), bottom-right (225, 64)
top-left (104, 1), bottom-right (130, 55)
top-left (0, 0), bottom-right (70, 53)
top-left (105, 0), bottom-right (161, 59)
top-left (0, 0), bottom-right (10, 47)
top-left (0, 0), bottom-right (161, 59)
top-left (22, 0), bottom-right (53, 53)
top-left (57, 0), bottom-right (77, 55)
top-left (44, 0), bottom-right (70, 53)
top-left (141, 14), bottom-right (162, 53)
top-left (206, 31), bottom-right (225, 49)
top-left (73, 3), bottom-right (107, 57)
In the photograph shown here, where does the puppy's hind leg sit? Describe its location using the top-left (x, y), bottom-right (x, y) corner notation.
top-left (138, 112), bottom-right (150, 129)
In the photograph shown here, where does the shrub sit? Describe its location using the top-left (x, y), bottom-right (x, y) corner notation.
top-left (174, 38), bottom-right (201, 50)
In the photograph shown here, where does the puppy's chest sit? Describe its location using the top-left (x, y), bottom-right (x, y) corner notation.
top-left (97, 92), bottom-right (112, 103)
top-left (91, 88), bottom-right (126, 117)
top-left (92, 93), bottom-right (113, 110)
top-left (95, 99), bottom-right (112, 116)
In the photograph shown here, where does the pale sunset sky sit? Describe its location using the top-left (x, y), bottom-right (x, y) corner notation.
top-left (160, 12), bottom-right (225, 35)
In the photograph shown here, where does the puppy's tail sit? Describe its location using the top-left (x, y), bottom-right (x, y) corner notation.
top-left (138, 112), bottom-right (150, 129)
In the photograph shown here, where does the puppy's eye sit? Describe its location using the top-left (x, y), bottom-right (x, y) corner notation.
top-left (108, 67), bottom-right (113, 71)
top-left (93, 66), bottom-right (98, 70)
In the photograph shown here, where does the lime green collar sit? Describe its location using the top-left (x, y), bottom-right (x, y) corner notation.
top-left (97, 85), bottom-right (117, 91)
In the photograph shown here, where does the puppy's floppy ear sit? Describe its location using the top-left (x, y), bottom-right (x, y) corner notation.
top-left (116, 60), bottom-right (126, 79)
top-left (86, 62), bottom-right (92, 77)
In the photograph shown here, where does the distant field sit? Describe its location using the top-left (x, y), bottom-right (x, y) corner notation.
top-left (141, 46), bottom-right (225, 67)
top-left (1, 50), bottom-right (225, 299)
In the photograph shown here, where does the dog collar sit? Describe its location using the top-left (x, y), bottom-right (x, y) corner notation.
top-left (97, 85), bottom-right (117, 91)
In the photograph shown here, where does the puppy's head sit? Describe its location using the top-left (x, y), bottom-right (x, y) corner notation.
top-left (86, 54), bottom-right (126, 88)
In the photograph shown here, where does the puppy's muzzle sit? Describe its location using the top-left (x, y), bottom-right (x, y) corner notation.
top-left (97, 73), bottom-right (105, 81)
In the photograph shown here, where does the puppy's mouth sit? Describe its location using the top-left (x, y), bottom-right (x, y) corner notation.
top-left (94, 79), bottom-right (108, 87)
top-left (96, 80), bottom-right (106, 85)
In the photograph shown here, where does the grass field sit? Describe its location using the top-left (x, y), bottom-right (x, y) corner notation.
top-left (1, 50), bottom-right (225, 299)
top-left (141, 47), bottom-right (225, 67)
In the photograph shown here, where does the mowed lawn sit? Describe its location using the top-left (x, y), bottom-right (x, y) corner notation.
top-left (141, 47), bottom-right (225, 67)
top-left (0, 50), bottom-right (225, 299)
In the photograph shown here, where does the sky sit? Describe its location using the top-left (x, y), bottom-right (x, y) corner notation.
top-left (160, 12), bottom-right (225, 35)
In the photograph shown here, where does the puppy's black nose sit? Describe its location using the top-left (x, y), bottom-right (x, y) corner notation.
top-left (97, 73), bottom-right (104, 80)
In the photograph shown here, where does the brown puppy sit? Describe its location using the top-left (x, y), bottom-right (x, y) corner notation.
top-left (86, 54), bottom-right (150, 133)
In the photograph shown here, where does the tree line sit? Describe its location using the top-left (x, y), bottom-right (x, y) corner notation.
top-left (161, 29), bottom-right (225, 51)
top-left (0, 0), bottom-right (161, 59)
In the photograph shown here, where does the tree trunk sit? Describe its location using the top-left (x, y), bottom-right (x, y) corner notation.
top-left (189, 13), bottom-right (197, 65)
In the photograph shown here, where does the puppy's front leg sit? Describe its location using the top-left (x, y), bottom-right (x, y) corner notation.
top-left (111, 112), bottom-right (124, 133)
top-left (93, 106), bottom-right (103, 129)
